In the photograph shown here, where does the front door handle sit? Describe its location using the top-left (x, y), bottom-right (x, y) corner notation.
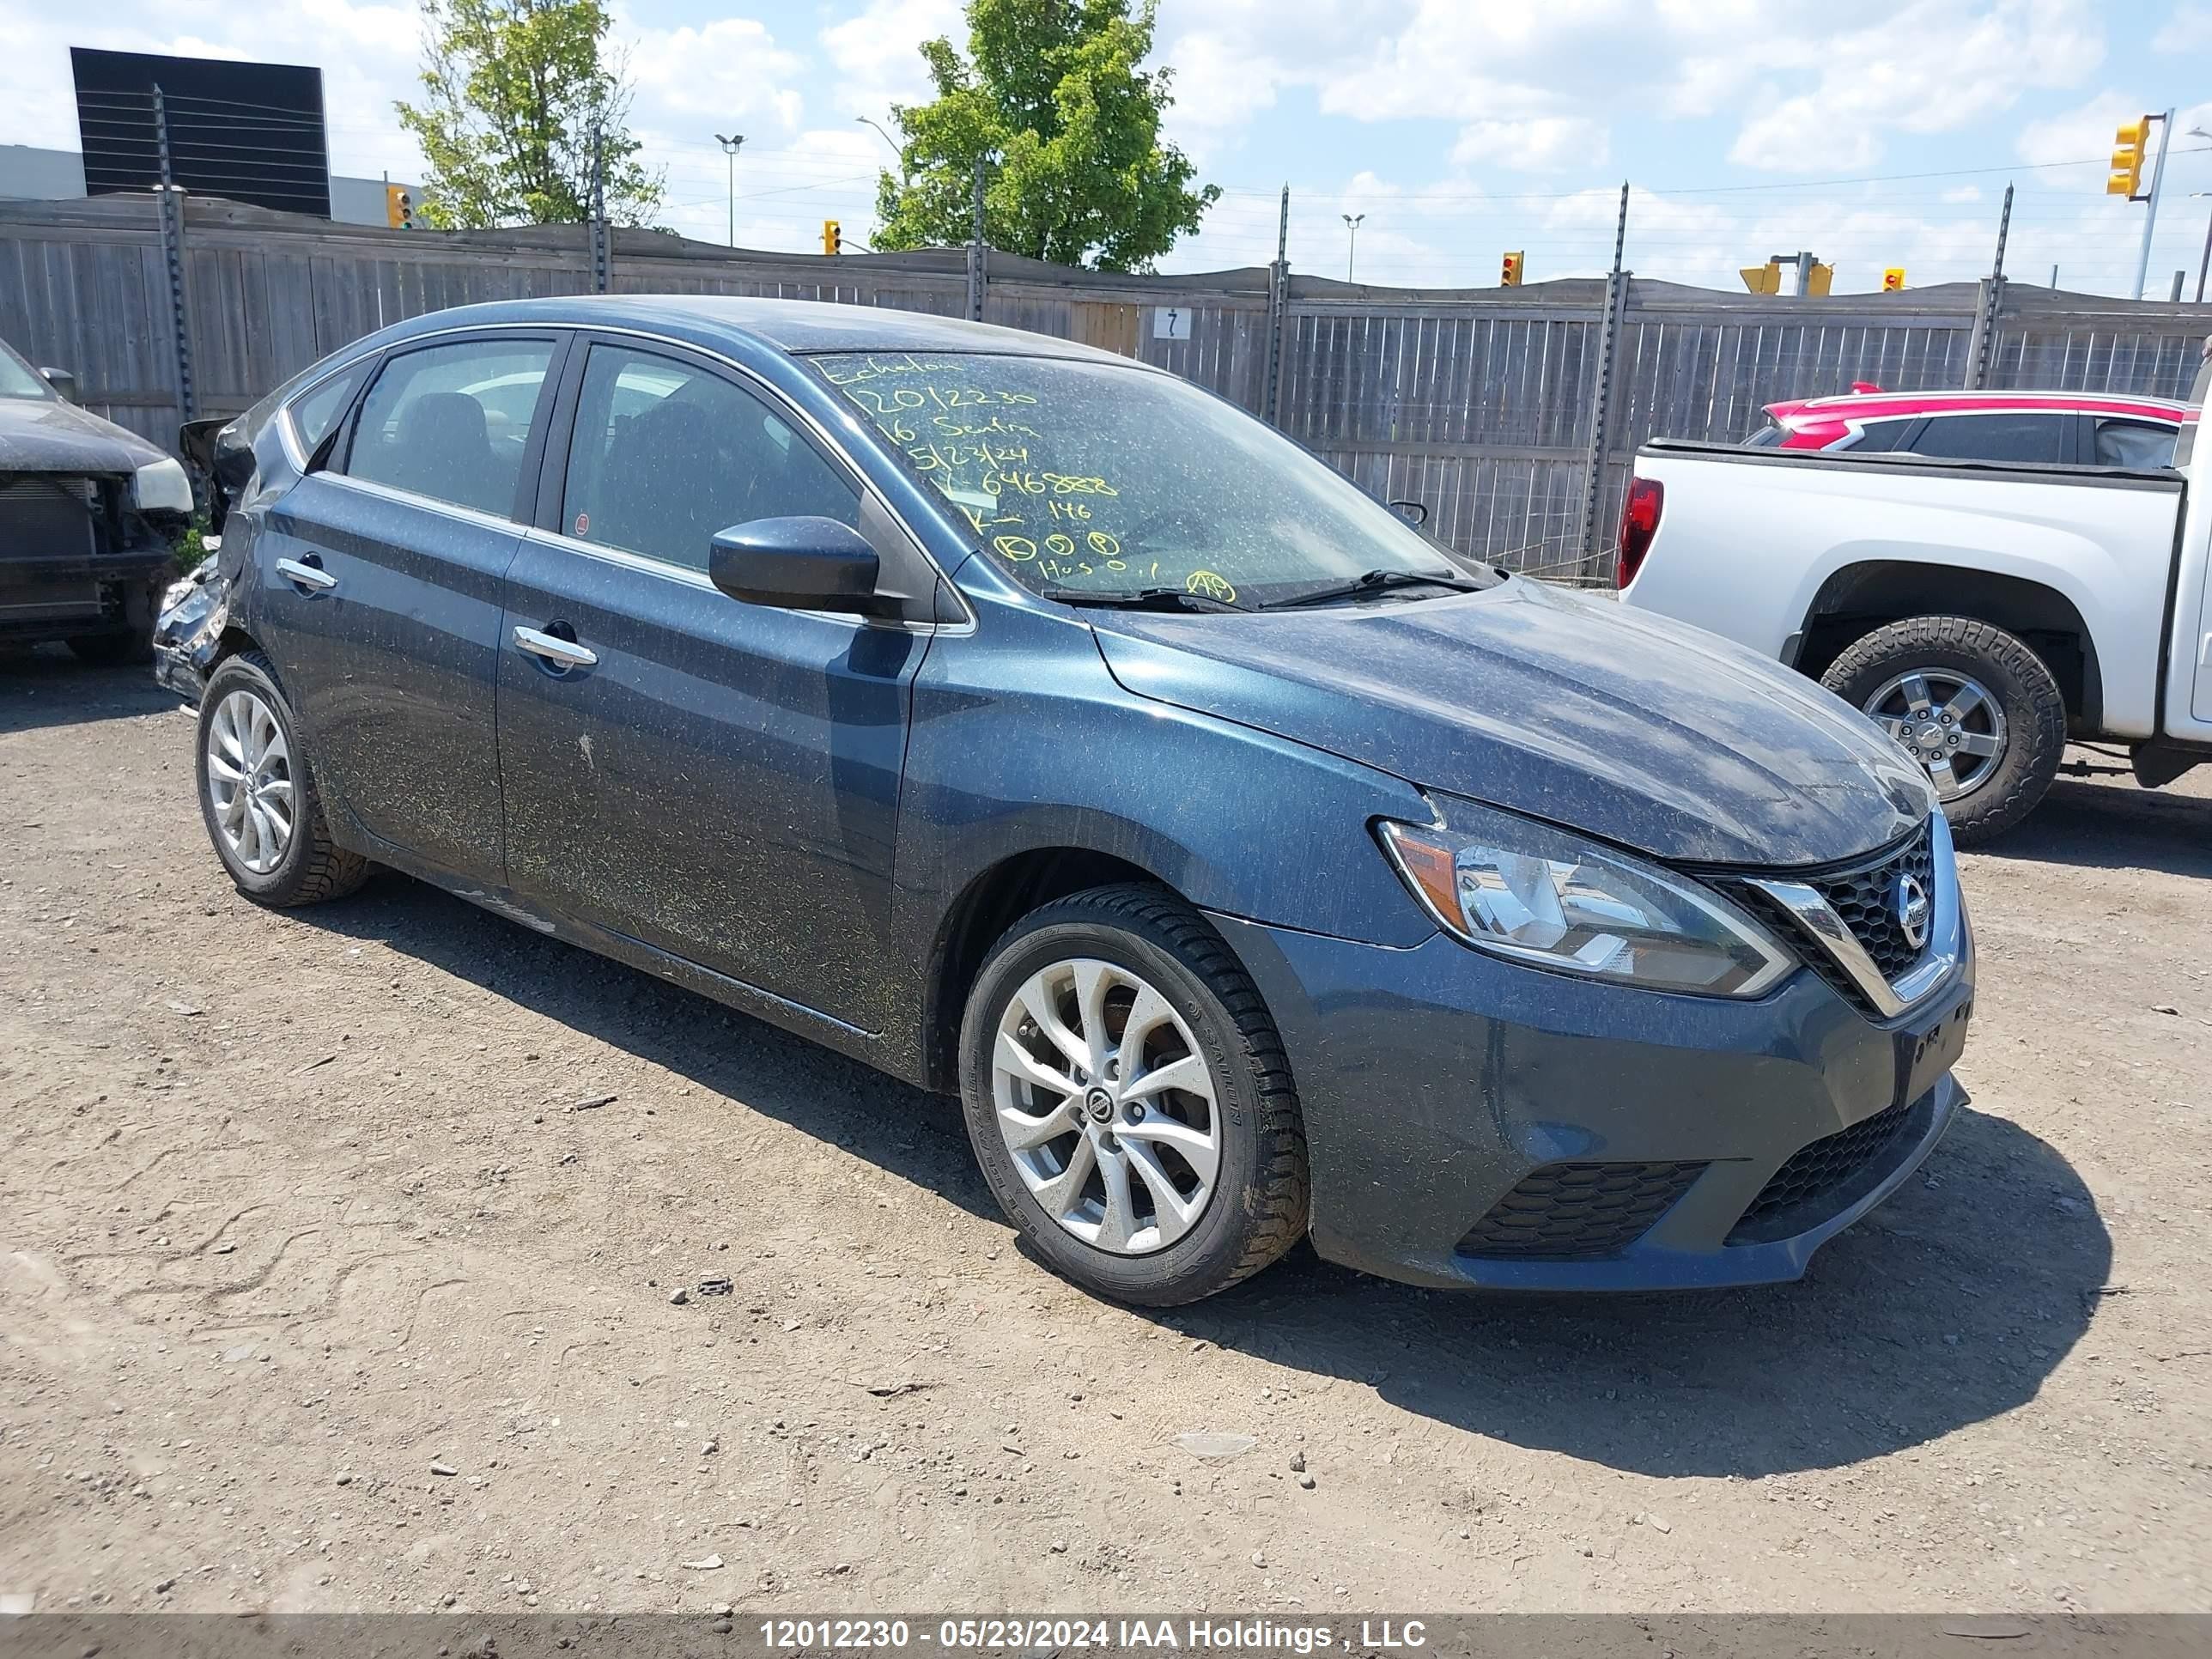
top-left (276, 556), bottom-right (337, 593)
top-left (513, 623), bottom-right (598, 670)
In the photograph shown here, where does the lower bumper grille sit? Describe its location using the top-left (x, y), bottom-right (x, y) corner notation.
top-left (1727, 1099), bottom-right (1914, 1244)
top-left (1459, 1160), bottom-right (1707, 1261)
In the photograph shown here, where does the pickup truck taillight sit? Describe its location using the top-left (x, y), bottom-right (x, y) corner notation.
top-left (1616, 476), bottom-right (1663, 589)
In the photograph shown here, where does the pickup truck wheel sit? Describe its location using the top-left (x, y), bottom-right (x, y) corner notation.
top-left (1821, 615), bottom-right (2064, 845)
top-left (196, 652), bottom-right (370, 907)
top-left (957, 884), bottom-right (1309, 1307)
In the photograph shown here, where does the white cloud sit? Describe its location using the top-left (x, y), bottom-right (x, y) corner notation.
top-left (629, 18), bottom-right (804, 134)
top-left (1451, 117), bottom-right (1608, 173)
top-left (2152, 3), bottom-right (2212, 52)
top-left (820, 0), bottom-right (962, 122)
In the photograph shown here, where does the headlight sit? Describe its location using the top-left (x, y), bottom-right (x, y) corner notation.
top-left (1376, 799), bottom-right (1795, 998)
top-left (131, 456), bottom-right (194, 516)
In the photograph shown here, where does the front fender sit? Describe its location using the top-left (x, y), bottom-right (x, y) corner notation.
top-left (887, 599), bottom-right (1437, 1072)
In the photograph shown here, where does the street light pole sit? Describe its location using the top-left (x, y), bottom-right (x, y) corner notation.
top-left (855, 116), bottom-right (904, 179)
top-left (1342, 212), bottom-right (1364, 283)
top-left (714, 132), bottom-right (744, 246)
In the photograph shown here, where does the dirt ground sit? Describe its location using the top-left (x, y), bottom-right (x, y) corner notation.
top-left (2, 650), bottom-right (2208, 1619)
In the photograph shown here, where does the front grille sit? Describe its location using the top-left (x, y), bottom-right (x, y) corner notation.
top-left (1459, 1160), bottom-right (1707, 1261)
top-left (0, 475), bottom-right (100, 561)
top-left (1720, 823), bottom-right (1936, 1017)
top-left (1726, 1100), bottom-right (1914, 1244)
top-left (1810, 823), bottom-right (1935, 981)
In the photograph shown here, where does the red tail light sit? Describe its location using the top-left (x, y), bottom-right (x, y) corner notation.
top-left (1616, 476), bottom-right (1662, 588)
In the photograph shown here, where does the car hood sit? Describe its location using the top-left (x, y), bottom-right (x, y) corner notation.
top-left (0, 396), bottom-right (166, 475)
top-left (1089, 577), bottom-right (1935, 868)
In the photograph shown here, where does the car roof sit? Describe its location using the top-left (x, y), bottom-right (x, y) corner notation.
top-left (368, 294), bottom-right (1144, 366)
top-left (1767, 387), bottom-right (2194, 426)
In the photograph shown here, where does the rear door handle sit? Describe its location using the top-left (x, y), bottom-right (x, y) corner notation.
top-left (513, 624), bottom-right (598, 670)
top-left (276, 556), bottom-right (337, 593)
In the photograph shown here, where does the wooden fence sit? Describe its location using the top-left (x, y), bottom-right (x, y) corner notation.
top-left (4, 193), bottom-right (2207, 581)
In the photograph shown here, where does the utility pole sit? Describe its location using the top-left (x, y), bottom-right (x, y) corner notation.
top-left (714, 133), bottom-right (744, 247)
top-left (964, 157), bottom-right (987, 322)
top-left (2191, 185), bottom-right (2212, 304)
top-left (151, 83), bottom-right (195, 421)
top-left (1262, 184), bottom-right (1290, 426)
top-left (1341, 213), bottom-right (1364, 283)
top-left (2128, 108), bottom-right (2175, 302)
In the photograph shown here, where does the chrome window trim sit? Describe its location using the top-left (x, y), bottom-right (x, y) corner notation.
top-left (317, 470), bottom-right (538, 538)
top-left (1747, 811), bottom-right (1964, 1021)
top-left (295, 314), bottom-right (975, 631)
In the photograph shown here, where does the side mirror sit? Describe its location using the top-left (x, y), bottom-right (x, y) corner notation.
top-left (1389, 498), bottom-right (1429, 526)
top-left (39, 367), bottom-right (78, 403)
top-left (708, 516), bottom-right (882, 614)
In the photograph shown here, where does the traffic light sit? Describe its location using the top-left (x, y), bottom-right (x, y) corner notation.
top-left (822, 219), bottom-right (842, 255)
top-left (1500, 250), bottom-right (1524, 287)
top-left (1882, 267), bottom-right (1907, 291)
top-left (1803, 262), bottom-right (1833, 297)
top-left (386, 185), bottom-right (413, 228)
top-left (1741, 261), bottom-right (1781, 295)
top-left (2108, 118), bottom-right (2149, 198)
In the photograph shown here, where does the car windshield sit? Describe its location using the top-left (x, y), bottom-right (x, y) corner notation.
top-left (0, 342), bottom-right (53, 400)
top-left (811, 350), bottom-right (1484, 606)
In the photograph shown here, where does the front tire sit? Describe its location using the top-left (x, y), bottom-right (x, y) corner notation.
top-left (1821, 615), bottom-right (2065, 845)
top-left (196, 651), bottom-right (368, 906)
top-left (957, 884), bottom-right (1309, 1306)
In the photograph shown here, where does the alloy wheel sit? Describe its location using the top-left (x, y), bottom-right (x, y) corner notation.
top-left (990, 957), bottom-right (1222, 1255)
top-left (1863, 669), bottom-right (2008, 801)
top-left (205, 689), bottom-right (295, 875)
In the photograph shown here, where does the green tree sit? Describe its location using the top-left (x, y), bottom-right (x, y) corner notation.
top-left (870, 0), bottom-right (1218, 272)
top-left (396, 0), bottom-right (662, 228)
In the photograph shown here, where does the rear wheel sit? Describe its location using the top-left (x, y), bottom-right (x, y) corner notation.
top-left (957, 884), bottom-right (1308, 1306)
top-left (1820, 615), bottom-right (2065, 844)
top-left (196, 651), bottom-right (369, 906)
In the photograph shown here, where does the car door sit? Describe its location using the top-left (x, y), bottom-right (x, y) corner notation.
top-left (252, 330), bottom-right (567, 884)
top-left (495, 336), bottom-right (933, 1032)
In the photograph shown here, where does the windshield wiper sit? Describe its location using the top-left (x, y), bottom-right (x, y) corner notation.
top-left (1038, 586), bottom-right (1248, 613)
top-left (1259, 568), bottom-right (1486, 611)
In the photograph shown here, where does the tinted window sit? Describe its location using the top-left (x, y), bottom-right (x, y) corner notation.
top-left (1905, 412), bottom-right (2063, 464)
top-left (1846, 418), bottom-right (1913, 453)
top-left (344, 340), bottom-right (555, 517)
top-left (289, 363), bottom-right (368, 457)
top-left (561, 345), bottom-right (858, 574)
top-left (1743, 421), bottom-right (1784, 447)
top-left (2093, 419), bottom-right (2177, 470)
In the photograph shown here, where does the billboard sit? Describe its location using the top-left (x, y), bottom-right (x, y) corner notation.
top-left (71, 47), bottom-right (332, 218)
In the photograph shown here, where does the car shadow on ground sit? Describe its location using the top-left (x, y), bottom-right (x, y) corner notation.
top-left (304, 873), bottom-right (1000, 1224)
top-left (307, 872), bottom-right (2108, 1483)
top-left (0, 649), bottom-right (183, 736)
top-left (1976, 769), bottom-right (2212, 879)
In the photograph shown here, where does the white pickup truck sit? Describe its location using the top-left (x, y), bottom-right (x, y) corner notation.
top-left (1618, 353), bottom-right (2209, 842)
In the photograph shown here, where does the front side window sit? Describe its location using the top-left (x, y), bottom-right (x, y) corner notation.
top-left (811, 350), bottom-right (1474, 606)
top-left (343, 339), bottom-right (555, 517)
top-left (559, 345), bottom-right (860, 574)
top-left (2093, 419), bottom-right (2178, 470)
top-left (1906, 412), bottom-right (2063, 465)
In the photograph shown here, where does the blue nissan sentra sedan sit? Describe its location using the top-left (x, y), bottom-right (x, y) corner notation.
top-left (159, 296), bottom-right (1972, 1305)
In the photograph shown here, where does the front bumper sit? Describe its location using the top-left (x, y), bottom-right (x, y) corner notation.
top-left (1209, 912), bottom-right (1973, 1291)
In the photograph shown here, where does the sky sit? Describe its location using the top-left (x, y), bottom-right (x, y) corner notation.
top-left (1, 0), bottom-right (2209, 297)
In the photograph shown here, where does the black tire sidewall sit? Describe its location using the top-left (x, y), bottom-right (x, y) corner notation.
top-left (958, 910), bottom-right (1271, 1305)
top-left (196, 655), bottom-right (317, 902)
top-left (1823, 617), bottom-right (2064, 842)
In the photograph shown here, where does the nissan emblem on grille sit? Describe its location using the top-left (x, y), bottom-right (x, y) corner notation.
top-left (1894, 872), bottom-right (1931, 951)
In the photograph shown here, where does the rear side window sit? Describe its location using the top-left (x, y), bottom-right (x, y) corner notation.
top-left (559, 343), bottom-right (859, 574)
top-left (1845, 418), bottom-right (1913, 453)
top-left (2092, 419), bottom-right (2177, 470)
top-left (1905, 412), bottom-right (2063, 464)
top-left (1743, 421), bottom-right (1784, 447)
top-left (343, 339), bottom-right (556, 518)
top-left (287, 363), bottom-right (368, 459)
